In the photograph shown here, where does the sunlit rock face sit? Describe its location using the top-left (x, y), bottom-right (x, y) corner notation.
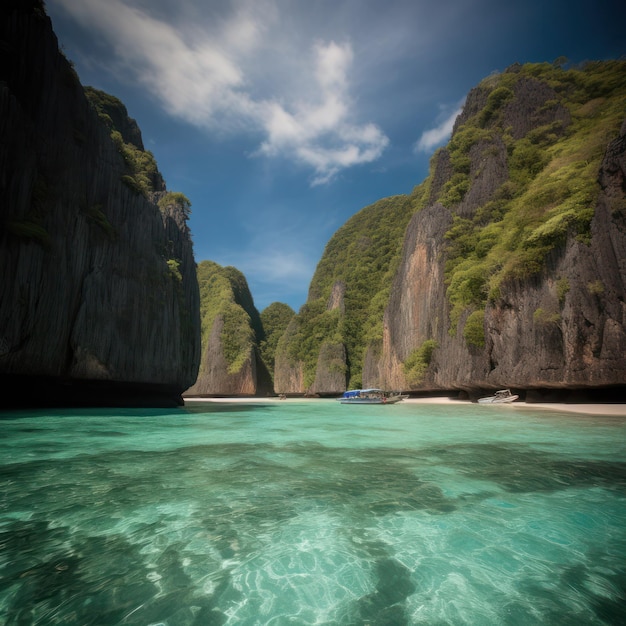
top-left (379, 75), bottom-right (626, 396)
top-left (273, 317), bottom-right (306, 395)
top-left (274, 62), bottom-right (626, 398)
top-left (185, 315), bottom-right (258, 397)
top-left (0, 0), bottom-right (201, 406)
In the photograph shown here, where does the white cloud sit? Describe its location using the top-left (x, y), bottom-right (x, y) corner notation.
top-left (255, 40), bottom-right (388, 184)
top-left (414, 102), bottom-right (464, 153)
top-left (247, 248), bottom-right (314, 283)
top-left (54, 0), bottom-right (388, 184)
top-left (55, 0), bottom-right (246, 123)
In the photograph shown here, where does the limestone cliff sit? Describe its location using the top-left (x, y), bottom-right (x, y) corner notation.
top-left (185, 261), bottom-right (272, 397)
top-left (381, 61), bottom-right (626, 397)
top-left (275, 61), bottom-right (626, 398)
top-left (274, 195), bottom-right (416, 395)
top-left (0, 0), bottom-right (201, 406)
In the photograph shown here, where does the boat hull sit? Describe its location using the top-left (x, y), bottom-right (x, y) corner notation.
top-left (478, 394), bottom-right (519, 404)
top-left (337, 394), bottom-right (407, 405)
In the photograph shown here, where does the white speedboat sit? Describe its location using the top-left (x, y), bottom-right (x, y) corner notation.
top-left (337, 389), bottom-right (408, 404)
top-left (478, 389), bottom-right (519, 404)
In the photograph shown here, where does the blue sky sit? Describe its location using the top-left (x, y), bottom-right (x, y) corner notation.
top-left (47, 0), bottom-right (625, 312)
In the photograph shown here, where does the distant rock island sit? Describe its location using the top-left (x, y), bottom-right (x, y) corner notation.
top-left (185, 261), bottom-right (272, 397)
top-left (2, 1), bottom-right (624, 405)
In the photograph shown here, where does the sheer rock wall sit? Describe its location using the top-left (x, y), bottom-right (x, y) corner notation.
top-left (377, 85), bottom-right (626, 396)
top-left (185, 316), bottom-right (258, 397)
top-left (273, 66), bottom-right (626, 398)
top-left (0, 0), bottom-right (201, 406)
top-left (184, 261), bottom-right (272, 397)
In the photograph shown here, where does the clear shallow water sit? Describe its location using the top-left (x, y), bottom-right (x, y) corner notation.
top-left (1, 400), bottom-right (625, 625)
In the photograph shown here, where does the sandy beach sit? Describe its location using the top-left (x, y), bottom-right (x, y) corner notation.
top-left (185, 395), bottom-right (626, 416)
top-left (402, 397), bottom-right (626, 416)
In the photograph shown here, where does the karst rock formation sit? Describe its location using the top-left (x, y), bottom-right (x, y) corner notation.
top-left (275, 61), bottom-right (626, 400)
top-left (1, 0), bottom-right (201, 406)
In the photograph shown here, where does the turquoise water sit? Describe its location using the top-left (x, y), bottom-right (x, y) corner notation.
top-left (1, 400), bottom-right (625, 625)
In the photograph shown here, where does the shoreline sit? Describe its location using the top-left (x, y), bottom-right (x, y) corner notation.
top-left (184, 396), bottom-right (626, 416)
top-left (404, 397), bottom-right (626, 416)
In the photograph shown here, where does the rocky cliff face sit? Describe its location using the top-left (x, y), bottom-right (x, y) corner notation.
top-left (275, 61), bottom-right (626, 398)
top-left (0, 0), bottom-right (201, 406)
top-left (378, 64), bottom-right (626, 397)
top-left (274, 317), bottom-right (306, 394)
top-left (185, 261), bottom-right (272, 397)
top-left (274, 193), bottom-right (416, 395)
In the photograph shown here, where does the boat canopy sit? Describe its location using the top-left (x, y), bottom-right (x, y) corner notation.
top-left (340, 389), bottom-right (384, 398)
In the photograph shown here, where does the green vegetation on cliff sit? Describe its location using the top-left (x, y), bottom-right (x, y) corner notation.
top-left (274, 59), bottom-right (625, 390)
top-left (277, 191), bottom-right (426, 389)
top-left (85, 87), bottom-right (161, 197)
top-left (158, 192), bottom-right (192, 219)
top-left (197, 261), bottom-right (257, 375)
top-left (260, 302), bottom-right (295, 380)
top-left (442, 60), bottom-right (626, 334)
top-left (194, 261), bottom-right (289, 393)
top-left (403, 339), bottom-right (438, 385)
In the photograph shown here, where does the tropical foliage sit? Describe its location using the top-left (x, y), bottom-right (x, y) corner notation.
top-left (273, 59), bottom-right (626, 387)
top-left (276, 192), bottom-right (424, 389)
top-left (403, 340), bottom-right (438, 385)
top-left (158, 192), bottom-right (192, 220)
top-left (85, 87), bottom-right (159, 197)
top-left (443, 60), bottom-right (626, 337)
top-left (260, 302), bottom-right (295, 379)
top-left (196, 261), bottom-right (257, 375)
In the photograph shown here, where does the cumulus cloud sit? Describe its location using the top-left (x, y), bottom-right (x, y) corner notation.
top-left (257, 41), bottom-right (388, 184)
top-left (414, 102), bottom-right (464, 152)
top-left (54, 0), bottom-right (388, 184)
